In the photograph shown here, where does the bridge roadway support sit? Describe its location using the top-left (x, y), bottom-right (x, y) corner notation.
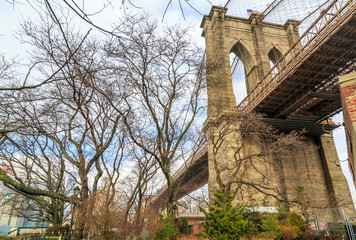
top-left (339, 72), bottom-right (356, 184)
top-left (201, 6), bottom-right (355, 217)
top-left (150, 150), bottom-right (209, 210)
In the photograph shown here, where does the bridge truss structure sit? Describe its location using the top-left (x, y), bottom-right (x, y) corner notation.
top-left (226, 0), bottom-right (356, 122)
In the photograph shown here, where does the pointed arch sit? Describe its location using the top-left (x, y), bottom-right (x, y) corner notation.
top-left (268, 46), bottom-right (283, 65)
top-left (229, 41), bottom-right (255, 103)
top-left (230, 41), bottom-right (255, 74)
top-left (268, 46), bottom-right (284, 76)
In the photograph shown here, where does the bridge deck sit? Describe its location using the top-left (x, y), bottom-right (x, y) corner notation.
top-left (150, 149), bottom-right (208, 209)
top-left (239, 1), bottom-right (356, 121)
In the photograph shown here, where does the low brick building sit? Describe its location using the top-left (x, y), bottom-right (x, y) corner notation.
top-left (339, 72), bottom-right (356, 183)
top-left (179, 212), bottom-right (205, 235)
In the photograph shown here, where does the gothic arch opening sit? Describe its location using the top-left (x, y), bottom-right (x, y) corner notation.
top-left (268, 47), bottom-right (283, 65)
top-left (229, 42), bottom-right (254, 104)
top-left (268, 47), bottom-right (283, 75)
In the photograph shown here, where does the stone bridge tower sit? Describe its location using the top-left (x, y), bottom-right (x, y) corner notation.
top-left (201, 6), bottom-right (355, 216)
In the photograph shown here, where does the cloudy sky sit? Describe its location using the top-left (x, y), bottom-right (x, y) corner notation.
top-left (1, 0), bottom-right (355, 206)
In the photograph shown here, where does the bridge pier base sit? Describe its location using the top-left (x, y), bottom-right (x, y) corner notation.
top-left (204, 111), bottom-right (355, 218)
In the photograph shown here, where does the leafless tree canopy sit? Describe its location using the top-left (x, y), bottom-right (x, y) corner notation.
top-left (98, 13), bottom-right (207, 213)
top-left (0, 7), bottom-right (121, 225)
top-left (0, 3), bottom-right (207, 230)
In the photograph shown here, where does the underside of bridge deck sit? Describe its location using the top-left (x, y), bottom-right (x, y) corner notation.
top-left (150, 150), bottom-right (208, 209)
top-left (254, 14), bottom-right (356, 121)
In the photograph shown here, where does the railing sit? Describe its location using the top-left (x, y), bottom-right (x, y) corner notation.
top-left (12, 233), bottom-right (83, 240)
top-left (172, 145), bottom-right (208, 180)
top-left (237, 0), bottom-right (355, 113)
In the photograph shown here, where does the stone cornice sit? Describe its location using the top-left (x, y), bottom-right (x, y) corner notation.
top-left (203, 110), bottom-right (242, 132)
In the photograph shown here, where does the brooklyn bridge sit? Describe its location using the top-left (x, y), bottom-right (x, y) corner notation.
top-left (152, 0), bottom-right (356, 216)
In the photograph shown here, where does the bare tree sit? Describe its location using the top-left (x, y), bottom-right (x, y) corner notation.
top-left (120, 146), bottom-right (160, 223)
top-left (207, 112), bottom-right (307, 209)
top-left (103, 13), bottom-right (207, 215)
top-left (81, 146), bottom-right (161, 239)
top-left (0, 8), bottom-right (126, 230)
top-left (1, 2), bottom-right (208, 236)
top-left (0, 188), bottom-right (64, 225)
top-left (180, 185), bottom-right (209, 212)
top-left (83, 187), bottom-right (162, 240)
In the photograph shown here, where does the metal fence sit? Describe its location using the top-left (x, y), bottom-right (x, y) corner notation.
top-left (11, 233), bottom-right (84, 240)
top-left (308, 208), bottom-right (356, 240)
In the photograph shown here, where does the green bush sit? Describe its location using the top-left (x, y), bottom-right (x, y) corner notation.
top-left (0, 236), bottom-right (48, 240)
top-left (260, 215), bottom-right (281, 240)
top-left (289, 211), bottom-right (306, 233)
top-left (154, 215), bottom-right (175, 240)
top-left (200, 190), bottom-right (248, 240)
top-left (244, 221), bottom-right (259, 240)
top-left (243, 211), bottom-right (263, 239)
top-left (0, 236), bottom-right (11, 240)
